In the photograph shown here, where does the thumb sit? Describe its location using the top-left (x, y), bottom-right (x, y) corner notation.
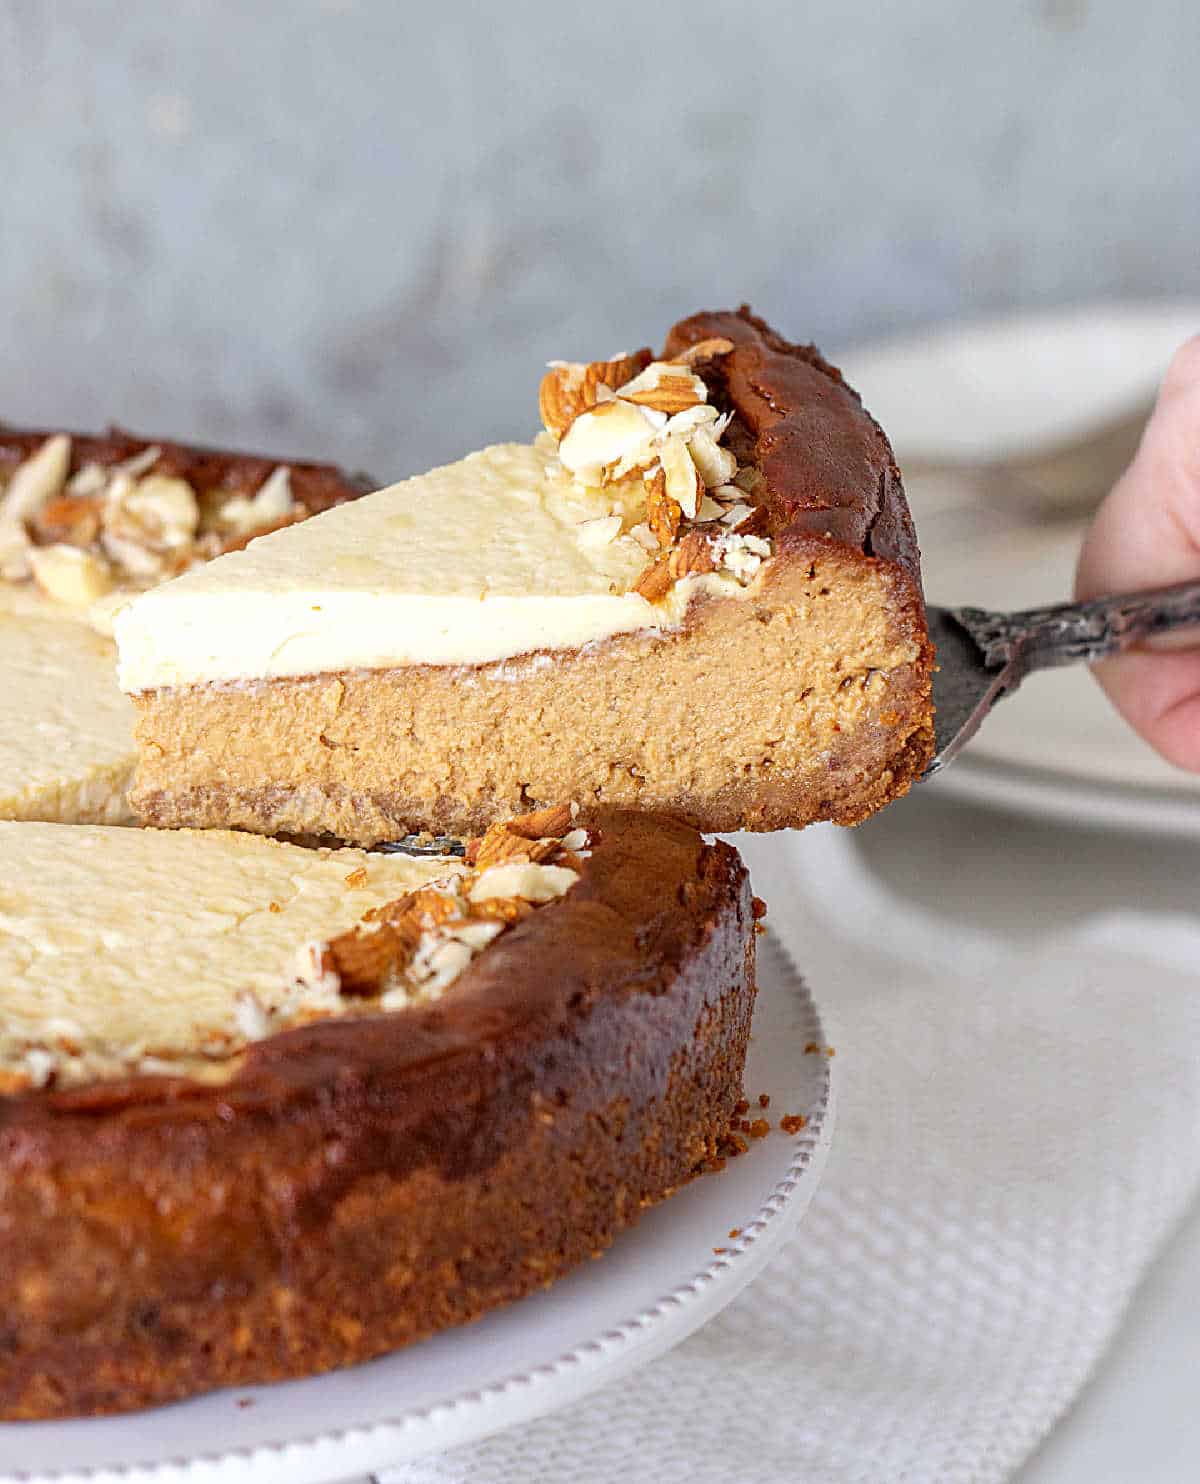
top-left (1075, 335), bottom-right (1200, 771)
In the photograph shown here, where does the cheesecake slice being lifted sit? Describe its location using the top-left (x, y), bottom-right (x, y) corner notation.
top-left (118, 307), bottom-right (934, 844)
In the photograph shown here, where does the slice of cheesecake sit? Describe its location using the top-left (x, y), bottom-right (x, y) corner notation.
top-left (0, 807), bottom-right (755, 1418)
top-left (0, 425), bottom-right (371, 824)
top-left (119, 307), bottom-right (934, 844)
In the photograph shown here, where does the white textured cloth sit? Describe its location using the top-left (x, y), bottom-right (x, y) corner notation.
top-left (382, 816), bottom-right (1200, 1484)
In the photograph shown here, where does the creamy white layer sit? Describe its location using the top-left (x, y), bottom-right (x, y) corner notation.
top-left (0, 823), bottom-right (462, 1086)
top-left (0, 588), bottom-right (137, 824)
top-left (115, 441), bottom-right (751, 691)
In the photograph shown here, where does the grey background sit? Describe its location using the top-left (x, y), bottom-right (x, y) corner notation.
top-left (1, 0), bottom-right (1197, 482)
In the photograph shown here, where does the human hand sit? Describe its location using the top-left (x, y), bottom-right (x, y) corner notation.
top-left (1076, 337), bottom-right (1200, 771)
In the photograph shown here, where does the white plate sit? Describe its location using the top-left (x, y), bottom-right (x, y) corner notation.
top-left (0, 935), bottom-right (833, 1484)
top-left (838, 302), bottom-right (1200, 835)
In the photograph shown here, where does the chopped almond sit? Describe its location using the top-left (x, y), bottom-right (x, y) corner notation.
top-left (539, 349), bottom-right (653, 439)
top-left (506, 802), bottom-right (574, 839)
top-left (617, 362), bottom-right (707, 416)
top-left (644, 467), bottom-right (682, 548)
top-left (30, 493), bottom-right (104, 548)
top-left (670, 336), bottom-right (735, 368)
top-left (633, 553), bottom-right (674, 602)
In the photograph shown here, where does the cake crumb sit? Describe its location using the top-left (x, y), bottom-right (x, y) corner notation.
top-left (268, 901), bottom-right (282, 914)
top-left (734, 1097), bottom-right (749, 1116)
top-left (779, 1113), bottom-right (807, 1135)
top-left (825, 1046), bottom-right (836, 1058)
top-left (236, 1397), bottom-right (255, 1409)
top-left (758, 1092), bottom-right (770, 1108)
top-left (728, 1227), bottom-right (741, 1239)
top-left (748, 1118), bottom-right (770, 1139)
top-left (751, 896), bottom-right (767, 920)
top-left (712, 1246), bottom-right (727, 1255)
top-left (804, 1041), bottom-right (819, 1055)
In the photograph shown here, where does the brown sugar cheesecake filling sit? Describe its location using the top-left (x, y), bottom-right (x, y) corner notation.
top-left (0, 426), bottom-right (371, 824)
top-left (118, 307), bottom-right (934, 843)
top-left (0, 806), bottom-right (756, 1419)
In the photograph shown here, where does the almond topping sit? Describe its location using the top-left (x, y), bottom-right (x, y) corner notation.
top-left (659, 434), bottom-right (703, 518)
top-left (616, 362), bottom-right (707, 416)
top-left (469, 895), bottom-right (539, 926)
top-left (294, 811), bottom-right (585, 1015)
top-left (110, 474), bottom-right (200, 551)
top-left (30, 493), bottom-right (105, 548)
top-left (469, 861), bottom-right (580, 904)
top-left (670, 336), bottom-right (735, 368)
top-left (472, 827), bottom-right (556, 870)
top-left (644, 467), bottom-right (682, 548)
top-left (716, 531), bottom-right (771, 583)
top-left (0, 434), bottom-right (71, 526)
top-left (632, 553), bottom-right (674, 602)
top-left (688, 426), bottom-right (738, 488)
top-left (538, 334), bottom-right (772, 601)
top-left (507, 802), bottom-right (575, 839)
top-left (320, 919), bottom-right (414, 996)
top-left (557, 399), bottom-right (659, 484)
top-left (660, 403), bottom-right (721, 439)
top-left (325, 885), bottom-right (463, 994)
top-left (732, 504), bottom-right (771, 537)
top-left (27, 544), bottom-right (115, 607)
top-left (718, 502), bottom-right (754, 527)
top-left (218, 465), bottom-right (296, 536)
top-left (539, 349), bottom-right (652, 439)
top-left (0, 434), bottom-right (71, 580)
top-left (669, 529), bottom-right (718, 579)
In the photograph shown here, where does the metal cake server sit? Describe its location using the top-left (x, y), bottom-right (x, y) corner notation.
top-left (927, 577), bottom-right (1200, 775)
top-left (376, 579), bottom-right (1200, 834)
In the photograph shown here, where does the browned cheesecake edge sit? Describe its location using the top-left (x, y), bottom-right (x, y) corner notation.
top-left (0, 811), bottom-right (755, 1419)
top-left (0, 423), bottom-right (372, 514)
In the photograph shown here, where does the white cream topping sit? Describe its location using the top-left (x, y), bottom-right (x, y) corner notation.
top-left (0, 589), bottom-right (137, 824)
top-left (114, 440), bottom-right (752, 692)
top-left (0, 822), bottom-right (463, 1085)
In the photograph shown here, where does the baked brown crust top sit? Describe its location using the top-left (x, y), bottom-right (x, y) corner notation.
top-left (0, 810), bottom-right (747, 1187)
top-left (0, 810), bottom-right (754, 1419)
top-left (0, 422), bottom-right (372, 514)
top-left (663, 305), bottom-right (923, 587)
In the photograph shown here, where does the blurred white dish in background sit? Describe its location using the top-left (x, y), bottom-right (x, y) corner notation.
top-left (840, 303), bottom-right (1200, 835)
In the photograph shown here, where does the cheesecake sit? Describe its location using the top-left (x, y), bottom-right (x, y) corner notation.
top-left (0, 588), bottom-right (138, 823)
top-left (0, 807), bottom-right (756, 1419)
top-left (0, 424), bottom-right (371, 824)
top-left (119, 308), bottom-right (934, 844)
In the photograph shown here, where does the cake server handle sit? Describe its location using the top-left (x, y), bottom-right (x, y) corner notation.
top-left (950, 577), bottom-right (1200, 676)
